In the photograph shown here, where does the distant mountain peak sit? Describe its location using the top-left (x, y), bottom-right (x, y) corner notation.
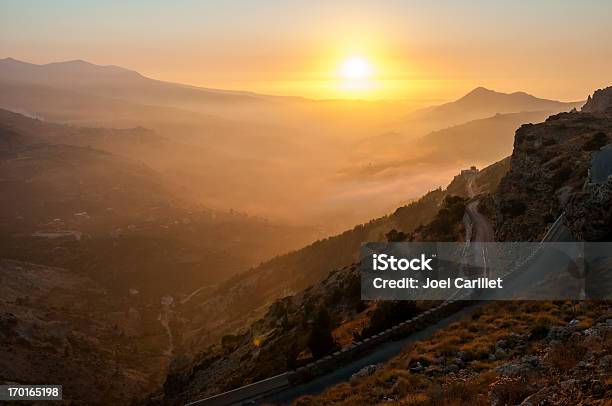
top-left (0, 56), bottom-right (144, 87)
top-left (0, 57), bottom-right (269, 100)
top-left (467, 86), bottom-right (496, 95)
top-left (45, 58), bottom-right (139, 74)
top-left (510, 90), bottom-right (530, 96)
top-left (408, 85), bottom-right (583, 132)
top-left (60, 59), bottom-right (91, 65)
top-left (452, 87), bottom-right (558, 106)
top-left (457, 87), bottom-right (514, 102)
top-left (461, 87), bottom-right (535, 101)
top-left (1, 57), bottom-right (30, 65)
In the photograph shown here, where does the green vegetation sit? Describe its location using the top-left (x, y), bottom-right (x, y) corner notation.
top-left (307, 308), bottom-right (337, 358)
top-left (361, 301), bottom-right (419, 338)
top-left (528, 317), bottom-right (551, 340)
top-left (413, 195), bottom-right (468, 241)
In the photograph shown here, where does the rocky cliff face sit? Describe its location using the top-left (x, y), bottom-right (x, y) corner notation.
top-left (582, 86), bottom-right (612, 113)
top-left (494, 89), bottom-right (612, 241)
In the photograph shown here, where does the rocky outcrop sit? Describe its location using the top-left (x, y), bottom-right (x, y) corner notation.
top-left (582, 86), bottom-right (612, 113)
top-left (572, 174), bottom-right (612, 240)
top-left (494, 109), bottom-right (612, 241)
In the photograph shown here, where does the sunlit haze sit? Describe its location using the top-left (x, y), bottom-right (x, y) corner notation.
top-left (2, 0), bottom-right (612, 101)
top-left (1, 2), bottom-right (612, 404)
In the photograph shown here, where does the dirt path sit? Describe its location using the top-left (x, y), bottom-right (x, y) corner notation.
top-left (159, 295), bottom-right (174, 356)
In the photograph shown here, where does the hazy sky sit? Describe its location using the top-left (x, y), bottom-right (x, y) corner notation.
top-left (2, 0), bottom-right (611, 101)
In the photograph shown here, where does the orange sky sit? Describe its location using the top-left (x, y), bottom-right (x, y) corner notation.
top-left (2, 1), bottom-right (611, 102)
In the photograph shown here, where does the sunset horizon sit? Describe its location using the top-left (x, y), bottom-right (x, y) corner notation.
top-left (1, 2), bottom-right (610, 405)
top-left (3, 1), bottom-right (612, 102)
top-left (0, 55), bottom-right (594, 106)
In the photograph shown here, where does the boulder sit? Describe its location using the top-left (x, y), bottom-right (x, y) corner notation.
top-left (546, 326), bottom-right (571, 341)
top-left (350, 364), bottom-right (378, 382)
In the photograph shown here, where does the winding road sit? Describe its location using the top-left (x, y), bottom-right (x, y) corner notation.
top-left (190, 174), bottom-right (498, 406)
top-left (465, 201), bottom-right (494, 243)
top-left (465, 176), bottom-right (494, 243)
top-left (191, 177), bottom-right (573, 405)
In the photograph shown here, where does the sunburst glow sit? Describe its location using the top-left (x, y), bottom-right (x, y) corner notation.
top-left (339, 56), bottom-right (373, 80)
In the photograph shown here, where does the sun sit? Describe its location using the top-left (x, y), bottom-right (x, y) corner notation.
top-left (339, 56), bottom-right (373, 80)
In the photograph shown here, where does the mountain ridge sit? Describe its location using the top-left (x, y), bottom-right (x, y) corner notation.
top-left (0, 57), bottom-right (280, 103)
top-left (407, 86), bottom-right (584, 132)
top-left (0, 58), bottom-right (584, 108)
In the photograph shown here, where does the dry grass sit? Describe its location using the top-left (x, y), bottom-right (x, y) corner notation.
top-left (545, 341), bottom-right (587, 370)
top-left (332, 308), bottom-right (372, 347)
top-left (290, 301), bottom-right (609, 406)
top-left (488, 377), bottom-right (536, 405)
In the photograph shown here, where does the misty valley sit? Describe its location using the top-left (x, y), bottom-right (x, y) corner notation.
top-left (1, 7), bottom-right (611, 403)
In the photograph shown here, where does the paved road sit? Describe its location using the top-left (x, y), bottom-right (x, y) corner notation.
top-left (464, 175), bottom-right (494, 283)
top-left (465, 200), bottom-right (494, 243)
top-left (465, 176), bottom-right (494, 243)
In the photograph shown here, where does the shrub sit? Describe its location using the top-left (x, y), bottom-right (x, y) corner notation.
top-left (422, 195), bottom-right (467, 241)
top-left (529, 317), bottom-right (551, 340)
top-left (285, 341), bottom-right (299, 369)
top-left (386, 229), bottom-right (408, 242)
top-left (582, 131), bottom-right (608, 151)
top-left (471, 307), bottom-right (484, 320)
top-left (362, 301), bottom-right (418, 337)
top-left (501, 199), bottom-right (527, 217)
top-left (307, 308), bottom-right (337, 358)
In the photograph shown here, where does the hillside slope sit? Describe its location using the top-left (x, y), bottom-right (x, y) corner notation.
top-left (158, 159), bottom-right (510, 404)
top-left (0, 113), bottom-right (322, 405)
top-left (275, 88), bottom-right (612, 406)
top-left (0, 259), bottom-right (169, 404)
top-left (0, 57), bottom-right (266, 107)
